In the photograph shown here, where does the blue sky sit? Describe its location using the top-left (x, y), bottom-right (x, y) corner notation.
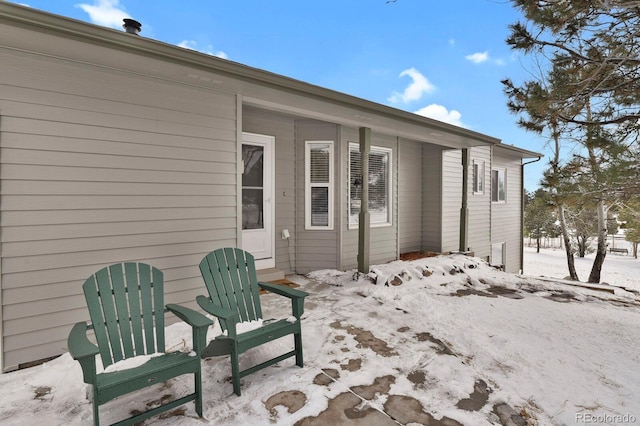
top-left (11, 0), bottom-right (548, 190)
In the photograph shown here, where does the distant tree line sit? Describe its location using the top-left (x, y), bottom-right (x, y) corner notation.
top-left (525, 189), bottom-right (639, 259)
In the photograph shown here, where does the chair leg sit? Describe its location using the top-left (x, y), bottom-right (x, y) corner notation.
top-left (231, 347), bottom-right (241, 396)
top-left (195, 367), bottom-right (203, 417)
top-left (92, 386), bottom-right (100, 426)
top-left (294, 332), bottom-right (304, 367)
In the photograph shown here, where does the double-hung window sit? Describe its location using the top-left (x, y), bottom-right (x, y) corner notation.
top-left (305, 141), bottom-right (334, 229)
top-left (349, 143), bottom-right (392, 228)
top-left (472, 160), bottom-right (484, 194)
top-left (491, 169), bottom-right (506, 202)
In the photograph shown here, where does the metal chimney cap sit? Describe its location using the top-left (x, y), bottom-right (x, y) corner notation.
top-left (123, 18), bottom-right (141, 35)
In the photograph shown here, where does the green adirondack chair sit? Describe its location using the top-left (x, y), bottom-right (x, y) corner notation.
top-left (196, 248), bottom-right (308, 396)
top-left (67, 262), bottom-right (213, 426)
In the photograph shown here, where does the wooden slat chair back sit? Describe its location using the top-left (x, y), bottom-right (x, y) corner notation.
top-left (197, 248), bottom-right (309, 396)
top-left (85, 263), bottom-right (165, 369)
top-left (201, 248), bottom-right (263, 331)
top-left (68, 262), bottom-right (213, 426)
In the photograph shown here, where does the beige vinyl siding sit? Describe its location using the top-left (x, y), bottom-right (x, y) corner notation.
top-left (242, 107), bottom-right (296, 274)
top-left (491, 148), bottom-right (524, 273)
top-left (422, 145), bottom-right (443, 252)
top-left (0, 48), bottom-right (237, 370)
top-left (441, 150), bottom-right (462, 252)
top-left (295, 120), bottom-right (340, 274)
top-left (467, 146), bottom-right (491, 259)
top-left (441, 147), bottom-right (491, 257)
top-left (341, 128), bottom-right (398, 270)
top-left (398, 140), bottom-right (423, 253)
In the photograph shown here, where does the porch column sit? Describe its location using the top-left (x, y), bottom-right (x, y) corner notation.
top-left (358, 127), bottom-right (371, 273)
top-left (459, 148), bottom-right (469, 252)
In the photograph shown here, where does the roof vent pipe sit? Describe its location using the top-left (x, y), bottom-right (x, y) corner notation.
top-left (123, 18), bottom-right (141, 35)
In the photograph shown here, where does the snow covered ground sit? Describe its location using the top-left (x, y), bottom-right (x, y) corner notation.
top-left (524, 245), bottom-right (639, 291)
top-left (0, 248), bottom-right (638, 425)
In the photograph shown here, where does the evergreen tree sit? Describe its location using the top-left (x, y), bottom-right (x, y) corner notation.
top-left (524, 189), bottom-right (556, 253)
top-left (504, 0), bottom-right (640, 282)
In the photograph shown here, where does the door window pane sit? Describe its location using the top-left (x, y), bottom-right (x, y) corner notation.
top-left (242, 189), bottom-right (264, 229)
top-left (242, 144), bottom-right (265, 230)
top-left (242, 145), bottom-right (264, 187)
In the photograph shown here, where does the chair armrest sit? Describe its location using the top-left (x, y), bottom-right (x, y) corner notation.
top-left (166, 303), bottom-right (213, 329)
top-left (67, 322), bottom-right (99, 384)
top-left (166, 303), bottom-right (214, 355)
top-left (196, 295), bottom-right (239, 339)
top-left (68, 322), bottom-right (99, 360)
top-left (195, 296), bottom-right (238, 320)
top-left (258, 282), bottom-right (309, 319)
top-left (258, 282), bottom-right (309, 299)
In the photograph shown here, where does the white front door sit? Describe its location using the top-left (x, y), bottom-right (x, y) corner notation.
top-left (241, 132), bottom-right (275, 269)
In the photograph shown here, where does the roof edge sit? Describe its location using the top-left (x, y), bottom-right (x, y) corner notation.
top-left (494, 143), bottom-right (544, 159)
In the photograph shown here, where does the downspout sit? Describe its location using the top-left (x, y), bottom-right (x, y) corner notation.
top-left (358, 127), bottom-right (371, 273)
top-left (459, 149), bottom-right (470, 252)
top-left (520, 156), bottom-right (542, 273)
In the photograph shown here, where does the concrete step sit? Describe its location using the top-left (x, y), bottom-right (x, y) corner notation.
top-left (257, 268), bottom-right (285, 282)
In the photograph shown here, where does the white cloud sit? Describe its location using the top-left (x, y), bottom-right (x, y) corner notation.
top-left (178, 40), bottom-right (228, 59)
top-left (388, 67), bottom-right (435, 104)
top-left (414, 104), bottom-right (465, 127)
top-left (75, 0), bottom-right (129, 29)
top-left (465, 51), bottom-right (489, 64)
top-left (465, 51), bottom-right (507, 66)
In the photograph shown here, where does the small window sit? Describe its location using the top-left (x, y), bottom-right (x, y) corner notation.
top-left (491, 169), bottom-right (506, 202)
top-left (349, 143), bottom-right (392, 228)
top-left (472, 160), bottom-right (484, 194)
top-left (305, 141), bottom-right (334, 229)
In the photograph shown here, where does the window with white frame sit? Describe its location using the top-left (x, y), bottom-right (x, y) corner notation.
top-left (472, 160), bottom-right (484, 194)
top-left (305, 141), bottom-right (334, 229)
top-left (491, 169), bottom-right (506, 202)
top-left (349, 143), bottom-right (392, 227)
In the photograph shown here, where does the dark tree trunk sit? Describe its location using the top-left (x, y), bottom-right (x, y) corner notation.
top-left (588, 201), bottom-right (608, 283)
top-left (577, 236), bottom-right (587, 258)
top-left (559, 205), bottom-right (579, 280)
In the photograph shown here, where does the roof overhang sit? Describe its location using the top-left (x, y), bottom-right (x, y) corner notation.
top-left (493, 143), bottom-right (543, 160)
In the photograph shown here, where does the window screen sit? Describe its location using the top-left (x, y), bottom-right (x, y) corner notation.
top-left (349, 144), bottom-right (392, 227)
top-left (306, 141), bottom-right (333, 229)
